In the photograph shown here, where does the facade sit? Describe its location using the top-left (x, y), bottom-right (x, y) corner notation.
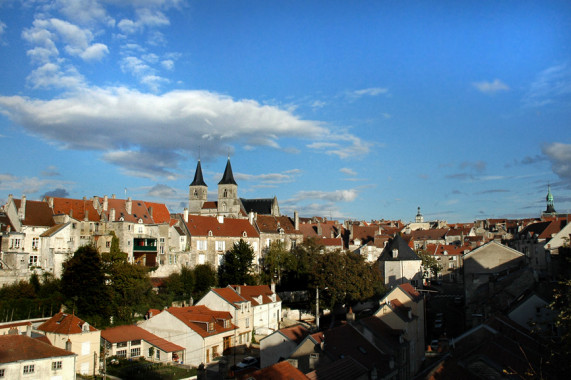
top-left (0, 334), bottom-right (76, 380)
top-left (37, 312), bottom-right (101, 376)
top-left (376, 235), bottom-right (423, 288)
top-left (256, 214), bottom-right (304, 253)
top-left (229, 284), bottom-right (282, 335)
top-left (373, 283), bottom-right (425, 376)
top-left (101, 324), bottom-right (185, 363)
top-left (196, 286), bottom-right (254, 347)
top-left (423, 243), bottom-right (467, 283)
top-left (181, 213), bottom-right (261, 270)
top-left (139, 305), bottom-right (237, 366)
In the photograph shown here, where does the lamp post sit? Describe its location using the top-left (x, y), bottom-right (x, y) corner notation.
top-left (316, 287), bottom-right (319, 330)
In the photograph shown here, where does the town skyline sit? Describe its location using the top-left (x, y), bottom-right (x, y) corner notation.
top-left (1, 1), bottom-right (570, 223)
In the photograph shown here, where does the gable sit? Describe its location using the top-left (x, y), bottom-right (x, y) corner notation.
top-left (463, 241), bottom-right (524, 274)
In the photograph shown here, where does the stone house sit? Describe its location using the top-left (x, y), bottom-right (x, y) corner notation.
top-left (37, 312), bottom-right (101, 376)
top-left (228, 284), bottom-right (281, 335)
top-left (376, 235), bottom-right (423, 289)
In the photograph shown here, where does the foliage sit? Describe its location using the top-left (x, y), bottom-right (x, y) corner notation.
top-left (260, 240), bottom-right (291, 285)
top-left (546, 275), bottom-right (571, 378)
top-left (192, 264), bottom-right (217, 300)
top-left (61, 245), bottom-right (112, 326)
top-left (416, 249), bottom-right (442, 279)
top-left (106, 357), bottom-right (196, 380)
top-left (280, 238), bottom-right (321, 290)
top-left (162, 266), bottom-right (194, 303)
top-left (218, 239), bottom-right (257, 287)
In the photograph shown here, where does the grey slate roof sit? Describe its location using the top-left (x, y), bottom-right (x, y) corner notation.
top-left (240, 198), bottom-right (274, 215)
top-left (190, 160), bottom-right (207, 187)
top-left (377, 234), bottom-right (421, 261)
top-left (218, 158), bottom-right (237, 185)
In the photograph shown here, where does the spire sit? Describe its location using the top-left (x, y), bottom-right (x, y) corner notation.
top-left (545, 184), bottom-right (556, 214)
top-left (219, 157), bottom-right (237, 185)
top-left (190, 160), bottom-right (207, 187)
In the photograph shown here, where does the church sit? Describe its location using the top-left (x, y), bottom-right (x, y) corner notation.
top-left (188, 158), bottom-right (280, 218)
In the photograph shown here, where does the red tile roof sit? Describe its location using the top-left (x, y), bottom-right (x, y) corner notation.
top-left (102, 325), bottom-right (184, 352)
top-left (212, 287), bottom-right (248, 308)
top-left (256, 215), bottom-right (299, 234)
top-left (37, 312), bottom-right (97, 335)
top-left (144, 202), bottom-right (172, 224)
top-left (0, 334), bottom-right (74, 363)
top-left (49, 197), bottom-right (101, 222)
top-left (399, 283), bottom-right (423, 302)
top-left (238, 360), bottom-right (308, 380)
top-left (278, 325), bottom-right (310, 345)
top-left (424, 243), bottom-right (466, 256)
top-left (306, 356), bottom-right (368, 380)
top-left (184, 215), bottom-right (259, 238)
top-left (14, 198), bottom-right (55, 227)
top-left (230, 285), bottom-right (280, 306)
top-left (165, 306), bottom-right (236, 338)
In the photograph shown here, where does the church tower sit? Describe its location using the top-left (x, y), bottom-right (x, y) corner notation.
top-left (218, 157), bottom-right (240, 217)
top-left (415, 206), bottom-right (424, 223)
top-left (188, 160), bottom-right (208, 214)
top-left (544, 184), bottom-right (556, 215)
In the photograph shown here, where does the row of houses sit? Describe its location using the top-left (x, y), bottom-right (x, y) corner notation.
top-left (0, 283), bottom-right (282, 377)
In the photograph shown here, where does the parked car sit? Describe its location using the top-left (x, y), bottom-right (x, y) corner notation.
top-left (236, 356), bottom-right (258, 370)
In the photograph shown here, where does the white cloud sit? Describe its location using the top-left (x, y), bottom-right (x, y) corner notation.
top-left (307, 133), bottom-right (372, 159)
top-left (472, 79), bottom-right (509, 94)
top-left (542, 142), bottom-right (571, 184)
top-left (80, 43), bottom-right (109, 61)
top-left (161, 59), bottom-right (174, 70)
top-left (0, 20), bottom-right (6, 43)
top-left (26, 62), bottom-right (85, 89)
top-left (340, 168), bottom-right (357, 176)
top-left (54, 0), bottom-right (113, 26)
top-left (234, 169), bottom-right (301, 186)
top-left (524, 64), bottom-right (571, 107)
top-left (0, 173), bottom-right (73, 195)
top-left (0, 87), bottom-right (345, 178)
top-left (350, 87), bottom-right (389, 98)
top-left (289, 189), bottom-right (359, 203)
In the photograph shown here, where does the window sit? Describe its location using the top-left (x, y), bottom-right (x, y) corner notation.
top-left (168, 255), bottom-right (173, 265)
top-left (156, 350), bottom-right (160, 360)
top-left (223, 336), bottom-right (232, 350)
top-left (23, 365), bottom-right (34, 374)
top-left (138, 226), bottom-right (143, 234)
top-left (32, 237), bottom-right (39, 249)
top-left (131, 347), bottom-right (141, 357)
top-left (449, 263), bottom-right (455, 269)
top-left (106, 241), bottom-right (111, 248)
top-left (197, 240), bottom-right (207, 250)
top-left (223, 189), bottom-right (228, 197)
top-left (0, 369), bottom-right (4, 377)
top-left (51, 361), bottom-right (62, 370)
top-left (28, 255), bottom-right (38, 267)
top-left (131, 339), bottom-right (141, 346)
top-left (218, 254), bottom-right (224, 266)
top-left (198, 254), bottom-right (205, 265)
top-left (266, 239), bottom-right (271, 247)
top-left (215, 241), bottom-right (225, 251)
top-left (246, 318), bottom-right (249, 328)
top-left (10, 238), bottom-right (21, 249)
top-left (117, 350), bottom-right (127, 358)
top-left (117, 342), bottom-right (128, 348)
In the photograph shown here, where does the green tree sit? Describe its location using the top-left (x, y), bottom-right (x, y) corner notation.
top-left (218, 239), bottom-right (256, 287)
top-left (416, 249), bottom-right (442, 280)
top-left (193, 264), bottom-right (217, 300)
top-left (261, 240), bottom-right (290, 285)
top-left (61, 245), bottom-right (112, 326)
top-left (162, 266), bottom-right (195, 304)
top-left (281, 238), bottom-right (320, 290)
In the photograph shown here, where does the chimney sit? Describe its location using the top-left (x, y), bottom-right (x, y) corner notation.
top-left (18, 195), bottom-right (26, 220)
top-left (112, 194), bottom-right (116, 199)
top-left (92, 196), bottom-right (99, 210)
top-left (271, 282), bottom-right (276, 293)
top-left (126, 197), bottom-right (132, 214)
top-left (48, 197), bottom-right (54, 208)
top-left (217, 215), bottom-right (224, 223)
top-left (103, 195), bottom-right (108, 211)
top-left (248, 211), bottom-right (255, 225)
top-left (183, 208), bottom-right (189, 223)
top-left (148, 206), bottom-right (153, 218)
top-left (110, 208), bottom-right (116, 222)
top-left (346, 307), bottom-right (355, 323)
top-left (235, 286), bottom-right (241, 295)
top-left (316, 221), bottom-right (322, 236)
top-left (294, 211), bottom-right (299, 230)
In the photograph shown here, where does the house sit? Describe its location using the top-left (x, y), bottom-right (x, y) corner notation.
top-left (256, 213), bottom-right (304, 253)
top-left (0, 334), bottom-right (76, 379)
top-left (101, 324), bottom-right (185, 363)
top-left (139, 305), bottom-right (237, 366)
top-left (0, 195), bottom-right (56, 286)
top-left (37, 312), bottom-right (101, 376)
top-left (373, 283), bottom-right (425, 376)
top-left (180, 213), bottom-right (261, 270)
top-left (196, 286), bottom-right (254, 347)
top-left (423, 243), bottom-right (468, 283)
top-left (462, 241), bottom-right (531, 327)
top-left (306, 356), bottom-right (369, 380)
top-left (376, 234), bottom-right (423, 289)
top-left (228, 284), bottom-right (282, 335)
top-left (507, 293), bottom-right (555, 334)
top-left (260, 324), bottom-right (311, 368)
top-left (287, 332), bottom-right (324, 374)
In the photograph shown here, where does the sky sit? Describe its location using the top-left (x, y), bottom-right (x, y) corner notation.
top-left (0, 0), bottom-right (570, 223)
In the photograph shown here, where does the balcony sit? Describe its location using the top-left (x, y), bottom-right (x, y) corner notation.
top-left (133, 238), bottom-right (157, 253)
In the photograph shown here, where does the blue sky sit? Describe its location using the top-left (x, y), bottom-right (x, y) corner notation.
top-left (0, 0), bottom-right (570, 223)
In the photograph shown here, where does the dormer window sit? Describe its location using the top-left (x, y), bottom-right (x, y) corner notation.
top-left (208, 322), bottom-right (214, 331)
top-left (208, 230), bottom-right (213, 237)
top-left (242, 231), bottom-right (247, 237)
top-left (392, 249), bottom-right (398, 258)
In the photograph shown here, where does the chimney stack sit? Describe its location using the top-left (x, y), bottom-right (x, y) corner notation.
top-left (103, 195), bottom-right (108, 211)
top-left (48, 197), bottom-right (54, 208)
top-left (183, 208), bottom-right (189, 223)
top-left (126, 197), bottom-right (132, 214)
top-left (217, 215), bottom-right (224, 224)
top-left (294, 211), bottom-right (299, 230)
top-left (18, 195), bottom-right (26, 220)
top-left (110, 208), bottom-right (116, 222)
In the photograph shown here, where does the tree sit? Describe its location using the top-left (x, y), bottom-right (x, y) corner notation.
top-left (280, 238), bottom-right (320, 290)
top-left (193, 264), bottom-right (217, 300)
top-left (61, 245), bottom-right (112, 326)
top-left (261, 240), bottom-right (290, 285)
top-left (416, 249), bottom-right (442, 280)
top-left (218, 239), bottom-right (256, 287)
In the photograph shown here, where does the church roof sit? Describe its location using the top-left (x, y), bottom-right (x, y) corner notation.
top-left (241, 198), bottom-right (274, 215)
top-left (190, 160), bottom-right (207, 187)
top-left (218, 158), bottom-right (237, 185)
